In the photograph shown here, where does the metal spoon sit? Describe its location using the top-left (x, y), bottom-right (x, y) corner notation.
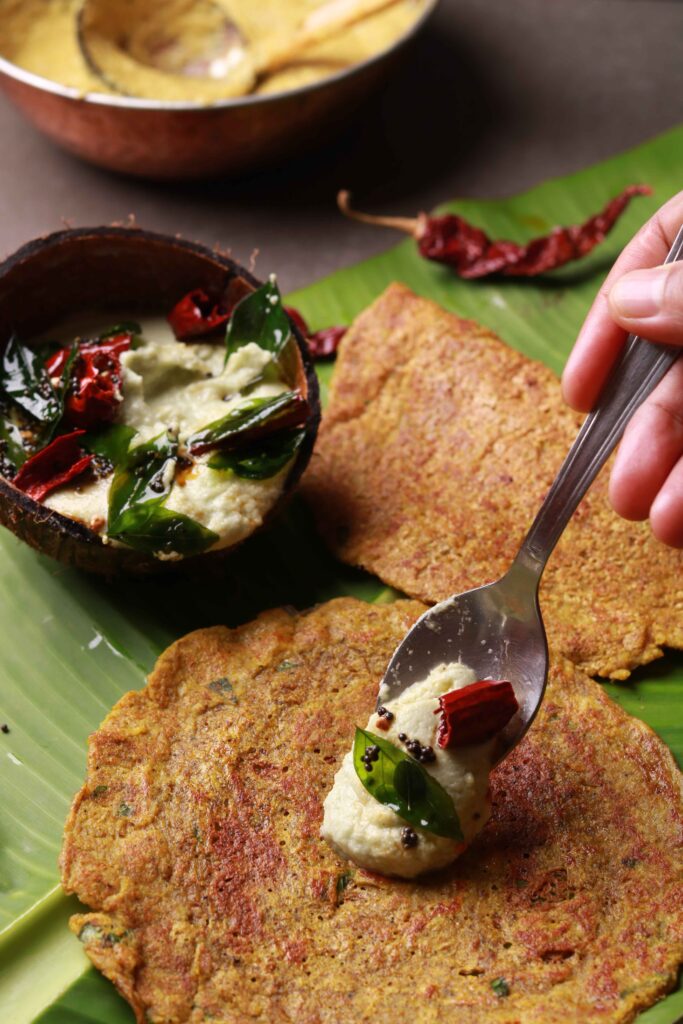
top-left (378, 224), bottom-right (683, 766)
top-left (78, 0), bottom-right (404, 99)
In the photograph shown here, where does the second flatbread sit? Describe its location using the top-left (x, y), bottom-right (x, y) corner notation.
top-left (302, 283), bottom-right (683, 678)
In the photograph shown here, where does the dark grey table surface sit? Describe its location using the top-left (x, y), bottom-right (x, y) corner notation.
top-left (0, 0), bottom-right (681, 293)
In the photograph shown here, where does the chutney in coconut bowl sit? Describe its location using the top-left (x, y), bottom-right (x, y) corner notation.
top-left (0, 227), bottom-right (320, 575)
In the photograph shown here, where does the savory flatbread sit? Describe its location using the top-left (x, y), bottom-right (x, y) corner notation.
top-left (61, 598), bottom-right (683, 1023)
top-left (302, 284), bottom-right (683, 678)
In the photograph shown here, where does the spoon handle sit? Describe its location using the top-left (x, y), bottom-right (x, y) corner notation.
top-left (515, 222), bottom-right (683, 576)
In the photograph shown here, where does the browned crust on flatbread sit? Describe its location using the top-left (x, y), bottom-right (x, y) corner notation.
top-left (61, 599), bottom-right (683, 1023)
top-left (301, 283), bottom-right (683, 679)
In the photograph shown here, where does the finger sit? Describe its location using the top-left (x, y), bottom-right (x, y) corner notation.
top-left (609, 359), bottom-right (683, 520)
top-left (650, 455), bottom-right (683, 547)
top-left (562, 189), bottom-right (683, 412)
top-left (608, 261), bottom-right (683, 346)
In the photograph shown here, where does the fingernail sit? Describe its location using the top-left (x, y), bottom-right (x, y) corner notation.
top-left (610, 268), bottom-right (665, 318)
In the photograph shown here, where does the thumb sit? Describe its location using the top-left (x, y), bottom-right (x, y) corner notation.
top-left (608, 261), bottom-right (683, 346)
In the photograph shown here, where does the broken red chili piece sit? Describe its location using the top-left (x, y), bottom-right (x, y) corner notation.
top-left (167, 288), bottom-right (232, 340)
top-left (338, 185), bottom-right (651, 279)
top-left (435, 680), bottom-right (519, 748)
top-left (13, 429), bottom-right (93, 502)
top-left (284, 306), bottom-right (347, 359)
top-left (47, 332), bottom-right (132, 429)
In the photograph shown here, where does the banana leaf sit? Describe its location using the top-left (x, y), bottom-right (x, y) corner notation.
top-left (1, 124), bottom-right (681, 1023)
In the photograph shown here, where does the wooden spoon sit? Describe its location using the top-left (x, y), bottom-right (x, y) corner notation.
top-left (78, 0), bottom-right (405, 100)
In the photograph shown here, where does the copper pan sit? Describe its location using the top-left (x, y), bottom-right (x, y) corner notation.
top-left (0, 0), bottom-right (439, 180)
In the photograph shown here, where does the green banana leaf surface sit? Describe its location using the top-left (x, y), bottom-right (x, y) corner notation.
top-left (1, 124), bottom-right (682, 1024)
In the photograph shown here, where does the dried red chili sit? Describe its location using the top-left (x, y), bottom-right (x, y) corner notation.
top-left (435, 680), bottom-right (519, 748)
top-left (13, 429), bottom-right (93, 502)
top-left (284, 306), bottom-right (347, 359)
top-left (338, 186), bottom-right (651, 279)
top-left (47, 331), bottom-right (132, 429)
top-left (168, 288), bottom-right (232, 340)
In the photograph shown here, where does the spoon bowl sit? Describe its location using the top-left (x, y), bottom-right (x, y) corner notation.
top-left (380, 561), bottom-right (547, 765)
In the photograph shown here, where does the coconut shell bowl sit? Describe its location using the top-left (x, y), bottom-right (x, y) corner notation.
top-left (0, 227), bottom-right (320, 575)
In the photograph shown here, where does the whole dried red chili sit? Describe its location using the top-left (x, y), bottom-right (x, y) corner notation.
top-left (47, 331), bottom-right (132, 429)
top-left (13, 429), bottom-right (93, 502)
top-left (284, 306), bottom-right (347, 359)
top-left (338, 185), bottom-right (651, 279)
top-left (168, 288), bottom-right (232, 340)
top-left (435, 680), bottom-right (519, 748)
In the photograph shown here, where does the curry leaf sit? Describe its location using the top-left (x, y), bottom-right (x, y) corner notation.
top-left (82, 424), bottom-right (137, 467)
top-left (0, 334), bottom-right (61, 425)
top-left (353, 728), bottom-right (463, 840)
top-left (106, 432), bottom-right (217, 556)
top-left (107, 503), bottom-right (218, 557)
top-left (224, 278), bottom-right (292, 363)
top-left (187, 391), bottom-right (306, 455)
top-left (207, 427), bottom-right (305, 479)
top-left (108, 432), bottom-right (177, 530)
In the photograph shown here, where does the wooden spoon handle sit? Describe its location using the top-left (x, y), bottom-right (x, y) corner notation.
top-left (255, 0), bottom-right (403, 75)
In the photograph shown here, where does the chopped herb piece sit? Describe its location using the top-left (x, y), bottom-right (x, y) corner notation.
top-left (353, 728), bottom-right (462, 840)
top-left (208, 678), bottom-right (238, 703)
top-left (491, 978), bottom-right (510, 998)
top-left (208, 677), bottom-right (233, 693)
top-left (118, 802), bottom-right (132, 817)
top-left (207, 427), bottom-right (305, 479)
top-left (224, 278), bottom-right (292, 364)
top-left (336, 872), bottom-right (353, 899)
top-left (92, 785), bottom-right (108, 796)
top-left (276, 659), bottom-right (300, 672)
top-left (187, 391), bottom-right (308, 456)
top-left (622, 857), bottom-right (638, 868)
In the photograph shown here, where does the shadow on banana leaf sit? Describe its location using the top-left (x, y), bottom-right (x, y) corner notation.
top-left (49, 497), bottom-right (400, 672)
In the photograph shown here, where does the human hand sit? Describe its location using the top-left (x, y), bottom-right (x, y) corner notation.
top-left (562, 191), bottom-right (683, 547)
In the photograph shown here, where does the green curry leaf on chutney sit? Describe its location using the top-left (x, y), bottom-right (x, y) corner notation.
top-left (107, 431), bottom-right (217, 556)
top-left (353, 728), bottom-right (463, 840)
top-left (224, 277), bottom-right (293, 363)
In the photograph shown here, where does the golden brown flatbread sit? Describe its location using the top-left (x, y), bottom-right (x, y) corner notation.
top-left (61, 598), bottom-right (683, 1023)
top-left (302, 284), bottom-right (683, 678)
